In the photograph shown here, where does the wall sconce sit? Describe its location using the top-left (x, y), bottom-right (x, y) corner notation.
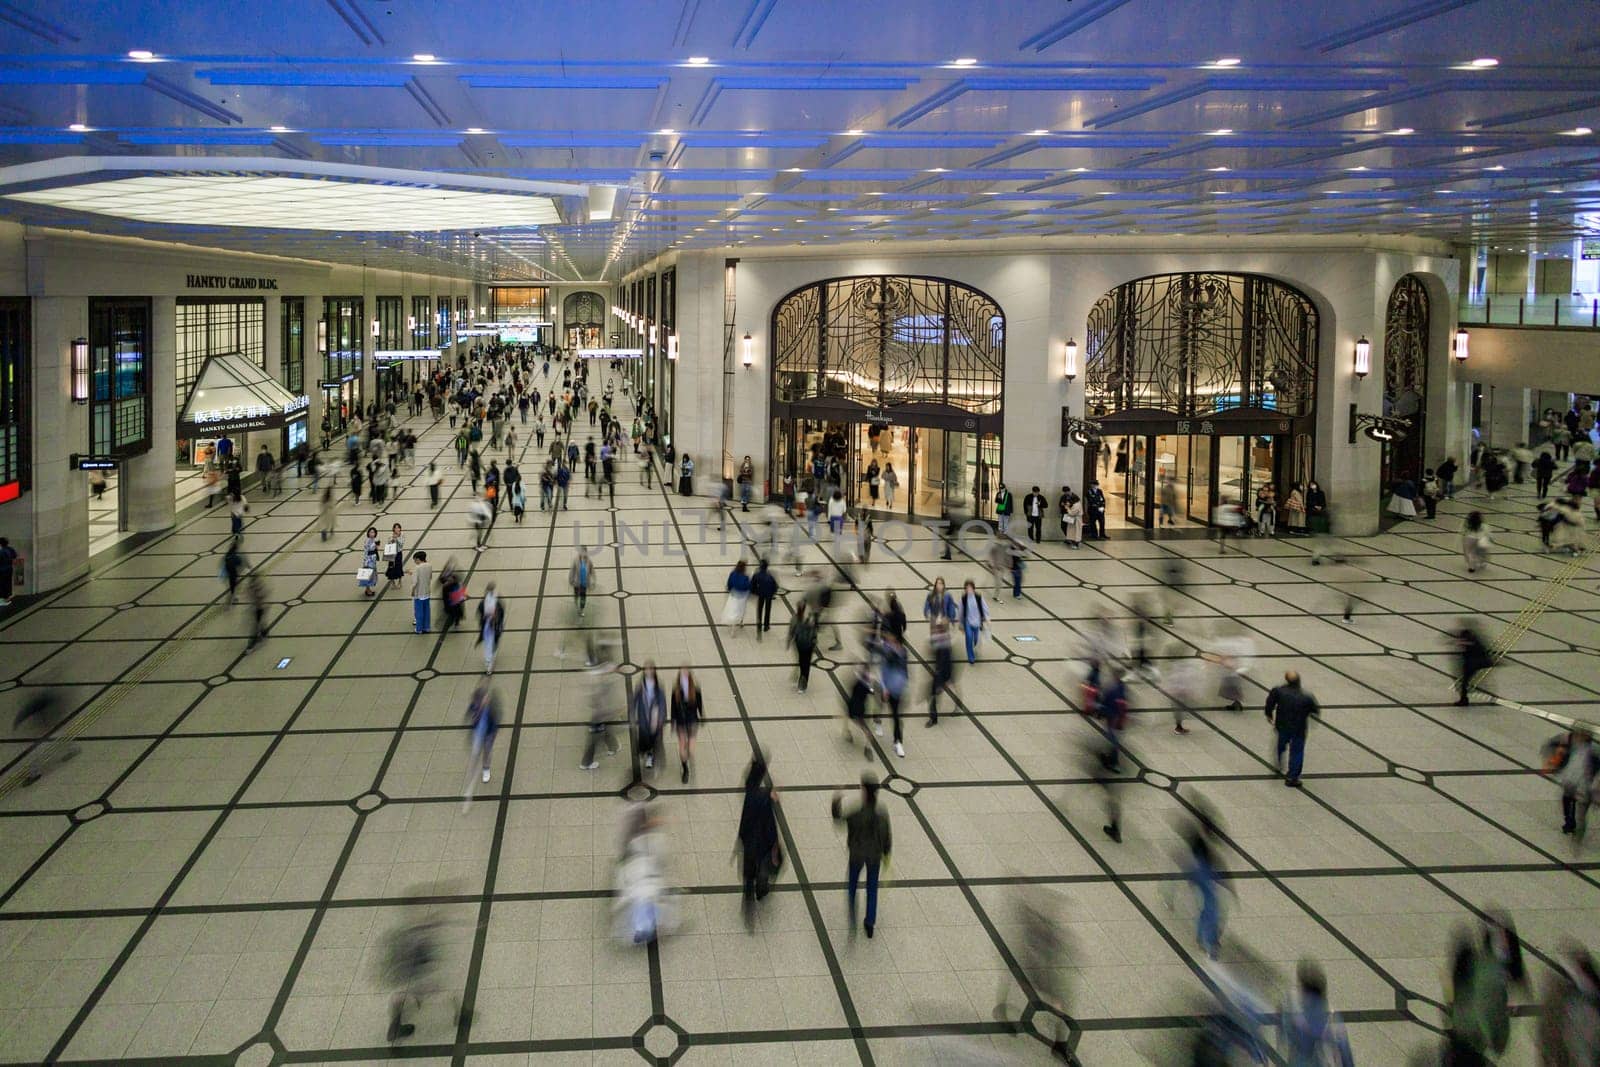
top-left (71, 337), bottom-right (89, 404)
top-left (742, 332), bottom-right (754, 368)
top-left (1063, 338), bottom-right (1078, 381)
top-left (1353, 336), bottom-right (1371, 378)
top-left (370, 319), bottom-right (380, 338)
top-left (667, 333), bottom-right (679, 361)
top-left (407, 315), bottom-right (416, 331)
top-left (1452, 327), bottom-right (1469, 362)
top-left (317, 320), bottom-right (328, 353)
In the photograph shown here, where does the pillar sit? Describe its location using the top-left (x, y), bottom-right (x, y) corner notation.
top-left (360, 272), bottom-right (377, 417)
top-left (262, 294), bottom-right (282, 383)
top-left (122, 296), bottom-right (177, 532)
top-left (25, 297), bottom-right (91, 590)
top-left (304, 293), bottom-right (324, 448)
top-left (1485, 385), bottom-right (1532, 449)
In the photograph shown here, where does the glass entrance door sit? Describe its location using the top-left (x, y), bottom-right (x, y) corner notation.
top-left (1186, 434), bottom-right (1213, 525)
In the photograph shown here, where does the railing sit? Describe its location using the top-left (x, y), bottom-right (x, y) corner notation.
top-left (1458, 294), bottom-right (1600, 329)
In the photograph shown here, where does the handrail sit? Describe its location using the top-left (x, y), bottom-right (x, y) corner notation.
top-left (1459, 295), bottom-right (1600, 329)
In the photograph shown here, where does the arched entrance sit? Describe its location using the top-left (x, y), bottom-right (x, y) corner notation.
top-left (562, 290), bottom-right (606, 352)
top-left (1382, 274), bottom-right (1430, 492)
top-left (770, 275), bottom-right (1003, 520)
top-left (1084, 272), bottom-right (1318, 529)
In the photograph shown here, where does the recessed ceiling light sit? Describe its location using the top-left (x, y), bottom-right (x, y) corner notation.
top-left (1029, 129), bottom-right (1050, 136)
top-left (1348, 165), bottom-right (1369, 171)
top-left (843, 129), bottom-right (865, 136)
top-left (1561, 126), bottom-right (1592, 136)
top-left (466, 127), bottom-right (486, 134)
top-left (1387, 127), bottom-right (1415, 135)
top-left (1467, 57), bottom-right (1499, 68)
top-left (412, 53), bottom-right (436, 62)
top-left (1211, 57), bottom-right (1242, 67)
top-left (927, 167), bottom-right (947, 173)
top-left (269, 125), bottom-right (289, 133)
top-left (686, 56), bottom-right (710, 65)
top-left (1486, 165), bottom-right (1505, 171)
top-left (1208, 166), bottom-right (1230, 172)
top-left (127, 49), bottom-right (155, 61)
top-left (1072, 166), bottom-right (1089, 172)
top-left (657, 128), bottom-right (677, 136)
top-left (785, 167), bottom-right (804, 172)
top-left (952, 57), bottom-right (978, 66)
top-left (1207, 128), bottom-right (1233, 136)
top-left (1436, 188), bottom-right (1455, 193)
top-left (67, 123), bottom-right (89, 132)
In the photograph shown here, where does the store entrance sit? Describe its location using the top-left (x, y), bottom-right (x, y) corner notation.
top-left (1096, 432), bottom-right (1284, 530)
top-left (774, 416), bottom-right (998, 521)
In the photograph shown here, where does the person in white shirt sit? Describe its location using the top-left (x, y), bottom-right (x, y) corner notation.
top-left (409, 551), bottom-right (432, 633)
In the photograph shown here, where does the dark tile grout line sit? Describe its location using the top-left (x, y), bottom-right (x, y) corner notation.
top-left (43, 411), bottom-right (478, 1060)
top-left (650, 459), bottom-right (879, 1066)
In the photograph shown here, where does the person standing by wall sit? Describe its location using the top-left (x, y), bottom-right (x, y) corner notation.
top-left (1022, 486), bottom-right (1046, 542)
top-left (832, 772), bottom-right (892, 939)
top-left (1264, 670), bottom-right (1319, 787)
top-left (1085, 480), bottom-right (1107, 540)
top-left (993, 482), bottom-right (1014, 535)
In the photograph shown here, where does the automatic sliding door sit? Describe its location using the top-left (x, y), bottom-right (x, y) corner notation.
top-left (1187, 435), bottom-right (1212, 524)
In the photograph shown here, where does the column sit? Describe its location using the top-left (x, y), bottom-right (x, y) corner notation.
top-left (360, 273), bottom-right (377, 417)
top-left (22, 297), bottom-right (92, 590)
top-left (123, 296), bottom-right (177, 532)
top-left (304, 293), bottom-right (325, 449)
top-left (1314, 278), bottom-right (1382, 536)
top-left (1485, 385), bottom-right (1532, 449)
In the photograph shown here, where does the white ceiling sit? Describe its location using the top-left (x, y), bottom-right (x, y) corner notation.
top-left (0, 0), bottom-right (1595, 280)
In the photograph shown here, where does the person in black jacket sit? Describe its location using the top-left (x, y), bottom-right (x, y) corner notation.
top-left (736, 755), bottom-right (780, 928)
top-left (1264, 671), bottom-right (1320, 787)
top-left (1533, 450), bottom-right (1557, 498)
top-left (751, 559), bottom-right (779, 638)
top-left (1022, 486), bottom-right (1046, 542)
top-left (670, 668), bottom-right (704, 783)
top-left (1455, 626), bottom-right (1492, 707)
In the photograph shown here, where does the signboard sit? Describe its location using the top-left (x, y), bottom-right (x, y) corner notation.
top-left (500, 329), bottom-right (539, 343)
top-left (318, 374), bottom-right (357, 387)
top-left (70, 454), bottom-right (119, 470)
top-left (373, 350), bottom-right (439, 363)
top-left (577, 347), bottom-right (644, 359)
top-left (286, 417), bottom-right (308, 453)
top-left (1583, 237), bottom-right (1600, 261)
top-left (185, 273), bottom-right (278, 291)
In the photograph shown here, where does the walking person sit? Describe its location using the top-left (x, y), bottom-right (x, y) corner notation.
top-left (787, 602), bottom-right (819, 693)
top-left (721, 559), bottom-right (752, 631)
top-left (670, 668), bottom-right (704, 782)
top-left (510, 480), bottom-right (526, 524)
top-left (882, 462), bottom-right (899, 510)
top-left (1254, 483), bottom-right (1277, 537)
top-left (383, 523), bottom-right (406, 594)
top-left (222, 538), bottom-right (245, 605)
top-left (358, 527), bottom-right (380, 598)
top-left (879, 631), bottom-right (909, 758)
top-left (1534, 449), bottom-right (1558, 499)
top-left (476, 583), bottom-right (505, 673)
top-left (1438, 455), bottom-right (1459, 498)
top-left (1454, 625), bottom-right (1492, 707)
top-left (1022, 485), bottom-right (1046, 542)
top-left (832, 772), bottom-right (892, 938)
top-left (389, 524), bottom-right (429, 628)
top-left (462, 682), bottom-right (500, 807)
top-left (958, 579), bottom-right (989, 666)
top-left (427, 462), bottom-right (443, 509)
top-left (1278, 962), bottom-right (1356, 1067)
top-left (1535, 947), bottom-right (1600, 1066)
top-left (1542, 727), bottom-right (1597, 843)
top-left (924, 579), bottom-right (957, 726)
top-left (751, 558), bottom-right (778, 638)
top-left (1264, 670), bottom-right (1319, 787)
top-left (993, 482), bottom-right (1014, 535)
top-left (632, 662), bottom-right (666, 774)
top-left (569, 546), bottom-right (595, 618)
top-left (1463, 511), bottom-right (1491, 574)
top-left (736, 755), bottom-right (780, 927)
top-left (243, 570), bottom-right (270, 652)
top-left (228, 490), bottom-right (248, 537)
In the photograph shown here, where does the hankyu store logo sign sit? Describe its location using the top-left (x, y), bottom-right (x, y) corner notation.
top-left (185, 273), bottom-right (279, 291)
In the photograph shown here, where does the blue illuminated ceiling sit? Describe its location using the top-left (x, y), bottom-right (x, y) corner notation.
top-left (0, 0), bottom-right (1595, 280)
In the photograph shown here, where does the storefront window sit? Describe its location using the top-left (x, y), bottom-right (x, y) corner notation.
top-left (0, 298), bottom-right (27, 492)
top-left (411, 295), bottom-right (432, 348)
top-left (437, 296), bottom-right (452, 348)
top-left (281, 298), bottom-right (304, 393)
top-left (376, 296), bottom-right (404, 350)
top-left (89, 297), bottom-right (152, 457)
top-left (322, 296), bottom-right (363, 431)
top-left (176, 299), bottom-right (264, 405)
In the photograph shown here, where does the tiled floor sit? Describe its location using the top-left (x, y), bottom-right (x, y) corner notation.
top-left (0, 398), bottom-right (1596, 1065)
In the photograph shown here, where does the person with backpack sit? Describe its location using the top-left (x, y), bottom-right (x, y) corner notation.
top-left (554, 461), bottom-right (571, 510)
top-left (569, 546), bottom-right (596, 618)
top-left (958, 578), bottom-right (989, 666)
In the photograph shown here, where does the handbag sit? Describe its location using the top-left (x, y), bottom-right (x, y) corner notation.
top-left (356, 567), bottom-right (375, 582)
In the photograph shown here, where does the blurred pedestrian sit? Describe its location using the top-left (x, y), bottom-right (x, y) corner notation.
top-left (832, 771), bottom-right (892, 939)
top-left (476, 583), bottom-right (504, 673)
top-left (1454, 625), bottom-right (1492, 707)
top-left (632, 662), bottom-right (666, 774)
top-left (1264, 670), bottom-right (1319, 787)
top-left (1278, 961), bottom-right (1354, 1067)
top-left (736, 755), bottom-right (781, 927)
top-left (670, 668), bottom-right (703, 782)
top-left (1536, 946), bottom-right (1600, 1066)
top-left (462, 681), bottom-right (500, 804)
top-left (1542, 727), bottom-right (1597, 843)
top-left (788, 602), bottom-right (818, 693)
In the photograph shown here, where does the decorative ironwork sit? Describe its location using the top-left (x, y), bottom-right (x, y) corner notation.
top-left (771, 275), bottom-right (1003, 414)
top-left (562, 291), bottom-right (605, 327)
top-left (1085, 272), bottom-right (1317, 420)
top-left (1382, 273), bottom-right (1431, 487)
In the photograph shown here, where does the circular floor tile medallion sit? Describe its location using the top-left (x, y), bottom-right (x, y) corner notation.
top-left (622, 781), bottom-right (658, 804)
top-left (1143, 770), bottom-right (1175, 790)
top-left (235, 1041), bottom-right (275, 1067)
top-left (883, 773), bottom-right (917, 797)
top-left (616, 662), bottom-right (639, 676)
top-left (72, 801), bottom-right (107, 823)
top-left (353, 792), bottom-right (385, 812)
top-left (1388, 649), bottom-right (1414, 660)
top-left (1008, 654), bottom-right (1034, 667)
top-left (812, 657), bottom-right (834, 672)
top-left (413, 668), bottom-right (438, 681)
top-left (117, 602), bottom-right (138, 611)
top-left (612, 590), bottom-right (629, 599)
top-left (1392, 765), bottom-right (1428, 784)
top-left (206, 674), bottom-right (231, 687)
top-left (1081, 583), bottom-right (1101, 592)
top-left (284, 598), bottom-right (305, 608)
top-left (636, 1017), bottom-right (685, 1059)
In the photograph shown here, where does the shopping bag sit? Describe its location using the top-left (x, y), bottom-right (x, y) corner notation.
top-left (383, 542), bottom-right (398, 557)
top-left (356, 567), bottom-right (375, 582)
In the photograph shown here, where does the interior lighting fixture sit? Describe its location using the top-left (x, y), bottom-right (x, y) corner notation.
top-left (1063, 338), bottom-right (1078, 381)
top-left (0, 158), bottom-right (575, 230)
top-left (1452, 327), bottom-right (1470, 362)
top-left (951, 57), bottom-right (978, 66)
top-left (71, 337), bottom-right (89, 403)
top-left (1486, 165), bottom-right (1505, 171)
top-left (269, 125), bottom-right (289, 133)
top-left (412, 53), bottom-right (436, 62)
top-left (1208, 166), bottom-right (1230, 172)
top-left (686, 56), bottom-right (710, 65)
top-left (68, 123), bottom-right (89, 132)
top-left (844, 129), bottom-right (865, 135)
top-left (1029, 129), bottom-right (1049, 136)
top-left (658, 128), bottom-right (676, 135)
top-left (1353, 336), bottom-right (1371, 378)
top-left (466, 127), bottom-right (486, 134)
top-left (407, 315), bottom-right (416, 330)
top-left (371, 319), bottom-right (380, 338)
top-left (667, 333), bottom-right (679, 361)
top-left (127, 49), bottom-right (155, 61)
top-left (1387, 127), bottom-right (1415, 135)
top-left (742, 333), bottom-right (754, 368)
top-left (1561, 127), bottom-right (1592, 136)
top-left (1207, 128), bottom-right (1233, 136)
top-left (1466, 57), bottom-right (1499, 67)
top-left (1211, 57), bottom-right (1242, 67)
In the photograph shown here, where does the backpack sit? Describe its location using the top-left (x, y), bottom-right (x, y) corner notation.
top-left (468, 425), bottom-right (482, 442)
